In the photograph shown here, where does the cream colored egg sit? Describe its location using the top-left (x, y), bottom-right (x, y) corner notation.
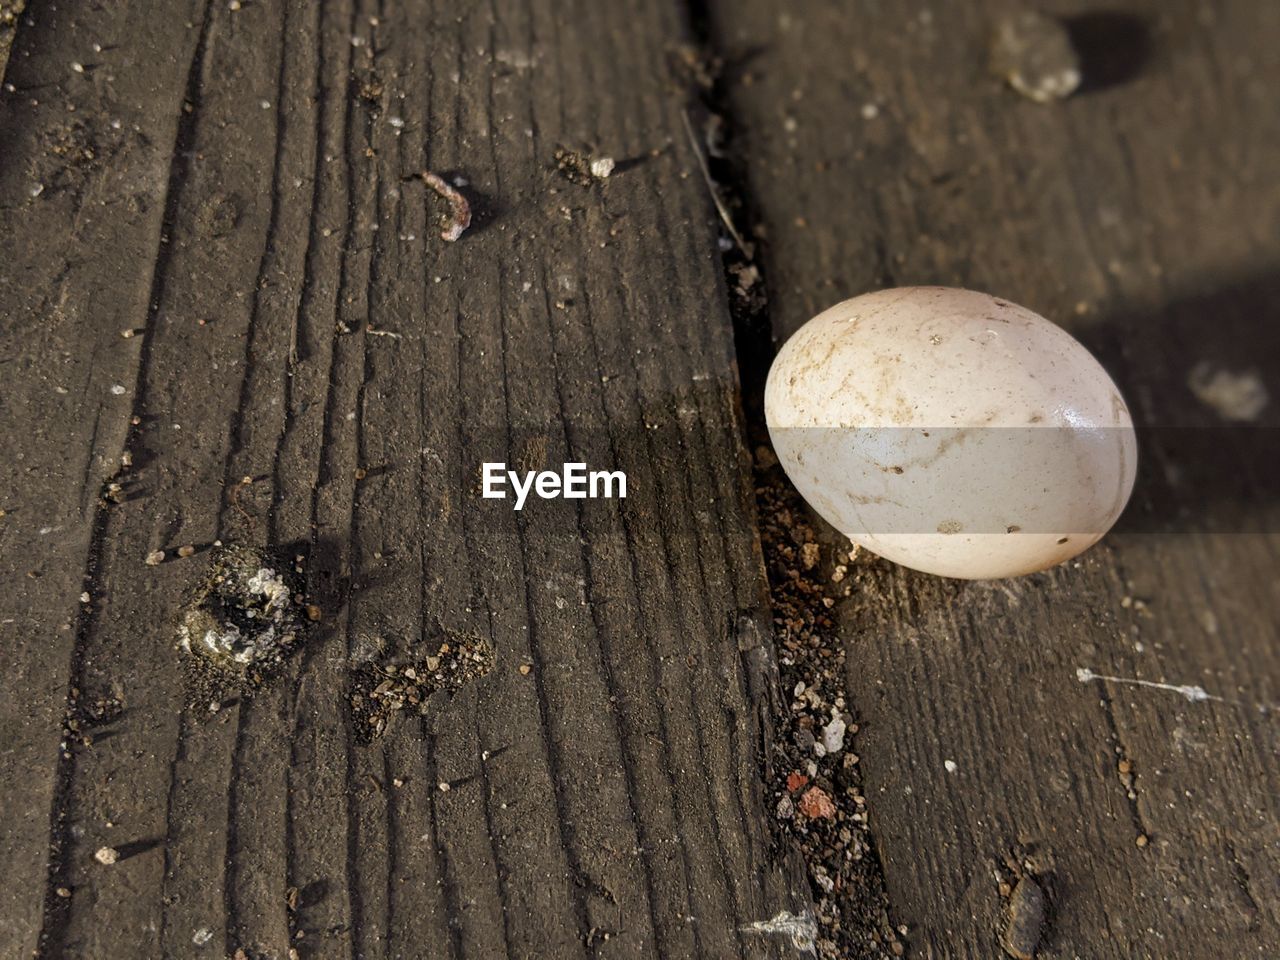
top-left (764, 287), bottom-right (1137, 579)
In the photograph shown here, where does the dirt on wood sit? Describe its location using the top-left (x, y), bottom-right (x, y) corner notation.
top-left (5, 2), bottom-right (1280, 959)
top-left (754, 453), bottom-right (901, 959)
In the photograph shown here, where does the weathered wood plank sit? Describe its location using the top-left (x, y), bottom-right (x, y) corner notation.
top-left (709, 1), bottom-right (1280, 956)
top-left (0, 0), bottom-right (814, 958)
top-left (0, 2), bottom-right (206, 955)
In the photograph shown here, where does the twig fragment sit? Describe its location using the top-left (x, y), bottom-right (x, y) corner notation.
top-left (1076, 667), bottom-right (1220, 703)
top-left (420, 171), bottom-right (471, 242)
top-left (681, 110), bottom-right (745, 251)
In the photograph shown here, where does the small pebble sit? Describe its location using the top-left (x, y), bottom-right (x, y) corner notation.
top-left (1187, 363), bottom-right (1269, 422)
top-left (822, 715), bottom-right (846, 754)
top-left (177, 545), bottom-right (196, 558)
top-left (94, 846), bottom-right (119, 865)
top-left (145, 549), bottom-right (165, 566)
top-left (797, 786), bottom-right (837, 820)
top-left (1002, 876), bottom-right (1046, 959)
top-left (991, 10), bottom-right (1081, 103)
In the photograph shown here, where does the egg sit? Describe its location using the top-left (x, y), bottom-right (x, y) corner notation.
top-left (764, 287), bottom-right (1136, 579)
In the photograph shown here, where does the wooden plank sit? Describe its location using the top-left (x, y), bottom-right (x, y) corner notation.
top-left (0, 0), bottom-right (815, 957)
top-left (708, 1), bottom-right (1280, 956)
top-left (0, 2), bottom-right (207, 956)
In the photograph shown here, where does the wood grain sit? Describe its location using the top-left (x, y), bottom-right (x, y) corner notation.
top-left (708, 1), bottom-right (1280, 956)
top-left (0, 1), bottom-right (207, 954)
top-left (0, 0), bottom-right (809, 957)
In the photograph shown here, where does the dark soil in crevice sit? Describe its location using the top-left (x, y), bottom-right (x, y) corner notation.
top-left (679, 3), bottom-right (903, 956)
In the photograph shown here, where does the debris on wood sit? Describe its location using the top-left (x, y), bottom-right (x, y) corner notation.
top-left (1187, 362), bottom-right (1269, 421)
top-left (681, 110), bottom-right (747, 251)
top-left (349, 634), bottom-right (494, 741)
top-left (358, 73), bottom-right (384, 104)
top-left (418, 171), bottom-right (472, 242)
top-left (757, 463), bottom-right (902, 958)
top-left (798, 785), bottom-right (837, 820)
top-left (94, 846), bottom-right (119, 866)
top-left (991, 11), bottom-right (1081, 103)
top-left (553, 146), bottom-right (617, 184)
top-left (176, 545), bottom-right (307, 691)
top-left (1001, 876), bottom-right (1047, 959)
top-left (1076, 666), bottom-right (1221, 704)
top-left (741, 910), bottom-right (819, 953)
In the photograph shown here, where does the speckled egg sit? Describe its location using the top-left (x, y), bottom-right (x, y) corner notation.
top-left (764, 287), bottom-right (1137, 579)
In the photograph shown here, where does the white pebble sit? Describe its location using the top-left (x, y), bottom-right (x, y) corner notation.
top-left (1187, 363), bottom-right (1268, 422)
top-left (94, 846), bottom-right (119, 865)
top-left (822, 715), bottom-right (847, 754)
